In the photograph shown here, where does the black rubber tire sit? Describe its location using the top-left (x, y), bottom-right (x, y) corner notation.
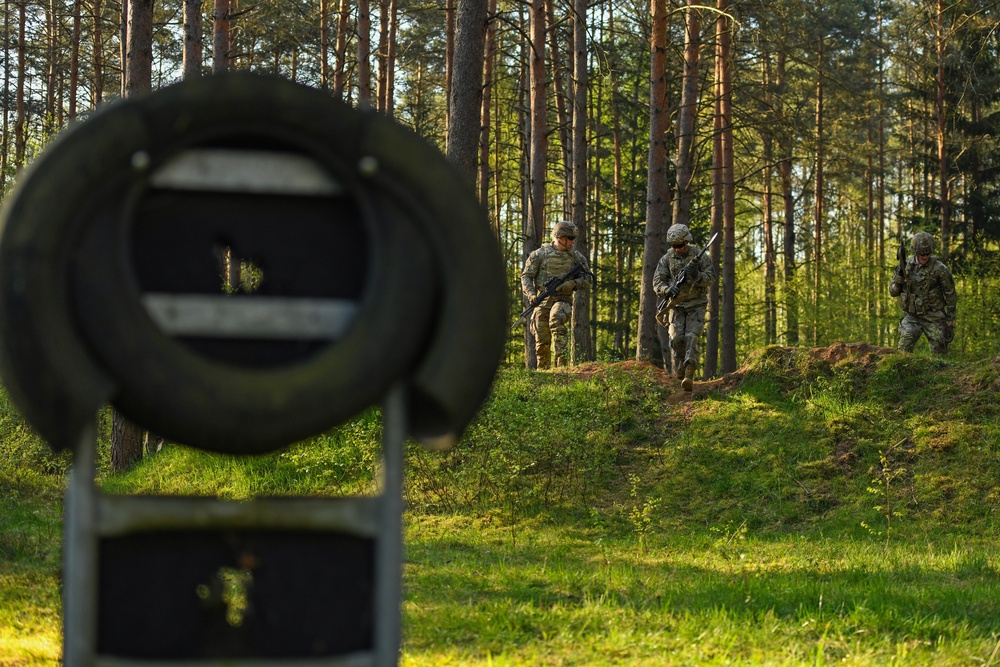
top-left (1, 73), bottom-right (437, 453)
top-left (358, 115), bottom-right (509, 444)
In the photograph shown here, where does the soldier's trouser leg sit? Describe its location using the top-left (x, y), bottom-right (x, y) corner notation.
top-left (532, 305), bottom-right (553, 369)
top-left (655, 318), bottom-right (672, 371)
top-left (672, 341), bottom-right (686, 379)
top-left (549, 301), bottom-right (573, 367)
top-left (897, 314), bottom-right (921, 353)
top-left (924, 320), bottom-right (949, 355)
top-left (669, 306), bottom-right (707, 372)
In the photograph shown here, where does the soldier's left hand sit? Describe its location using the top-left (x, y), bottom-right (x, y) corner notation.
top-left (684, 262), bottom-right (699, 280)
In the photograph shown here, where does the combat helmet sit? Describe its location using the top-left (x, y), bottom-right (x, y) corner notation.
top-left (552, 221), bottom-right (578, 239)
top-left (666, 223), bottom-right (693, 245)
top-left (911, 231), bottom-right (934, 256)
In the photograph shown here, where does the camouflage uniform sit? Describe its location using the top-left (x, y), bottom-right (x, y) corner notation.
top-left (652, 225), bottom-right (716, 387)
top-left (889, 232), bottom-right (957, 355)
top-left (520, 223), bottom-right (592, 369)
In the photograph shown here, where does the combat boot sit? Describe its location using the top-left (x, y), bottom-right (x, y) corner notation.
top-left (554, 354), bottom-right (567, 368)
top-left (536, 352), bottom-right (550, 370)
top-left (681, 365), bottom-right (696, 391)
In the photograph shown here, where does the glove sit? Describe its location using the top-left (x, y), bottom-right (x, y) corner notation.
top-left (944, 319), bottom-right (956, 343)
top-left (683, 262), bottom-right (699, 280)
top-left (889, 276), bottom-right (904, 297)
top-left (556, 281), bottom-right (575, 296)
top-left (665, 284), bottom-right (680, 299)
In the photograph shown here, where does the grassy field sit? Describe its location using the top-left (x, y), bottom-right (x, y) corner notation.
top-left (2, 344), bottom-right (1000, 665)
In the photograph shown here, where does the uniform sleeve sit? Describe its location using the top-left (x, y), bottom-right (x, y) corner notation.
top-left (696, 251), bottom-right (716, 288)
top-left (573, 250), bottom-right (593, 291)
top-left (652, 253), bottom-right (673, 297)
top-left (520, 250), bottom-right (541, 298)
top-left (939, 265), bottom-right (958, 317)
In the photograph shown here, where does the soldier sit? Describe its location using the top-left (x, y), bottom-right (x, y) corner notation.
top-left (520, 221), bottom-right (593, 369)
top-left (890, 231), bottom-right (958, 355)
top-left (652, 224), bottom-right (716, 391)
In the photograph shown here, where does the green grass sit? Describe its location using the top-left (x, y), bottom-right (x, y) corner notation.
top-left (402, 516), bottom-right (1000, 666)
top-left (2, 347), bottom-right (1000, 665)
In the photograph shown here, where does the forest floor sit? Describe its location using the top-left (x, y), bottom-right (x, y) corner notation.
top-left (2, 343), bottom-right (1000, 665)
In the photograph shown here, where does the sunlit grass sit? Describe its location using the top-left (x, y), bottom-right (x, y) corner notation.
top-left (402, 516), bottom-right (1000, 667)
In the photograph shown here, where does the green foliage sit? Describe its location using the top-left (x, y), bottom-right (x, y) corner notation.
top-left (0, 387), bottom-right (70, 503)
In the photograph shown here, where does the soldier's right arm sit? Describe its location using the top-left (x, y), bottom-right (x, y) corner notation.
top-left (520, 249), bottom-right (542, 299)
top-left (889, 266), bottom-right (905, 297)
top-left (652, 253), bottom-right (672, 298)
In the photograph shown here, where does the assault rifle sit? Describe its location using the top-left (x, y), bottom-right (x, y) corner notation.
top-left (896, 239), bottom-right (907, 277)
top-left (511, 262), bottom-right (593, 330)
top-left (655, 232), bottom-right (719, 313)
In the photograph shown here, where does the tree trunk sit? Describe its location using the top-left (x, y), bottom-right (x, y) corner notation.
top-left (2, 0), bottom-right (9, 191)
top-left (333, 0), bottom-right (350, 96)
top-left (673, 0), bottom-right (701, 229)
top-left (183, 0), bottom-right (202, 78)
top-left (444, 0), bottom-right (455, 129)
top-left (778, 50), bottom-right (797, 345)
top-left (813, 27), bottom-right (824, 346)
top-left (113, 0), bottom-right (155, 473)
top-left (876, 5), bottom-right (886, 345)
top-left (14, 0), bottom-right (25, 170)
top-left (524, 0), bottom-right (547, 369)
top-left (762, 53), bottom-right (776, 346)
top-left (110, 414), bottom-right (145, 474)
top-left (570, 0), bottom-right (591, 364)
top-left (212, 0), bottom-right (229, 74)
top-left (319, 0), bottom-right (329, 88)
top-left (377, 0), bottom-right (388, 110)
top-left (719, 0), bottom-right (736, 374)
top-left (547, 0), bottom-right (571, 217)
top-left (69, 0), bottom-right (82, 119)
top-left (935, 0), bottom-right (950, 259)
top-left (120, 0), bottom-right (127, 97)
top-left (446, 0), bottom-right (487, 184)
top-left (45, 0), bottom-right (56, 132)
top-left (637, 0), bottom-right (669, 364)
top-left (705, 12), bottom-right (723, 378)
top-left (357, 0), bottom-right (372, 106)
top-left (517, 3), bottom-right (535, 367)
top-left (92, 0), bottom-right (104, 106)
top-left (609, 4), bottom-right (626, 358)
top-left (479, 0), bottom-right (497, 210)
top-left (383, 0), bottom-right (397, 116)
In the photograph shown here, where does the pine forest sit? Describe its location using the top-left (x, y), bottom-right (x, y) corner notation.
top-left (2, 0), bottom-right (1000, 371)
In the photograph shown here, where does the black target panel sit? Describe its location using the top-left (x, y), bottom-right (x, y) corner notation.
top-left (129, 188), bottom-right (370, 367)
top-left (130, 190), bottom-right (368, 299)
top-left (97, 529), bottom-right (375, 659)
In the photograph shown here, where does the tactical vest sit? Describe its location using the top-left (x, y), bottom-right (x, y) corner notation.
top-left (899, 256), bottom-right (950, 319)
top-left (665, 244), bottom-right (710, 306)
top-left (532, 245), bottom-right (584, 292)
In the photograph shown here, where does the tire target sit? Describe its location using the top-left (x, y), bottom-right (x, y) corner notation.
top-left (0, 73), bottom-right (506, 454)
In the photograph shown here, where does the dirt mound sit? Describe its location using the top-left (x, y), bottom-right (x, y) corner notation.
top-left (806, 341), bottom-right (896, 367)
top-left (570, 360), bottom-right (672, 384)
top-left (559, 343), bottom-right (899, 402)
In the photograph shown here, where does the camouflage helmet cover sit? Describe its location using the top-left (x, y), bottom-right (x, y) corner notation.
top-left (911, 231), bottom-right (934, 256)
top-left (552, 221), bottom-right (578, 239)
top-left (666, 224), bottom-right (693, 245)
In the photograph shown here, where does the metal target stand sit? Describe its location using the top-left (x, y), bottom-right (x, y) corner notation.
top-left (64, 386), bottom-right (406, 666)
